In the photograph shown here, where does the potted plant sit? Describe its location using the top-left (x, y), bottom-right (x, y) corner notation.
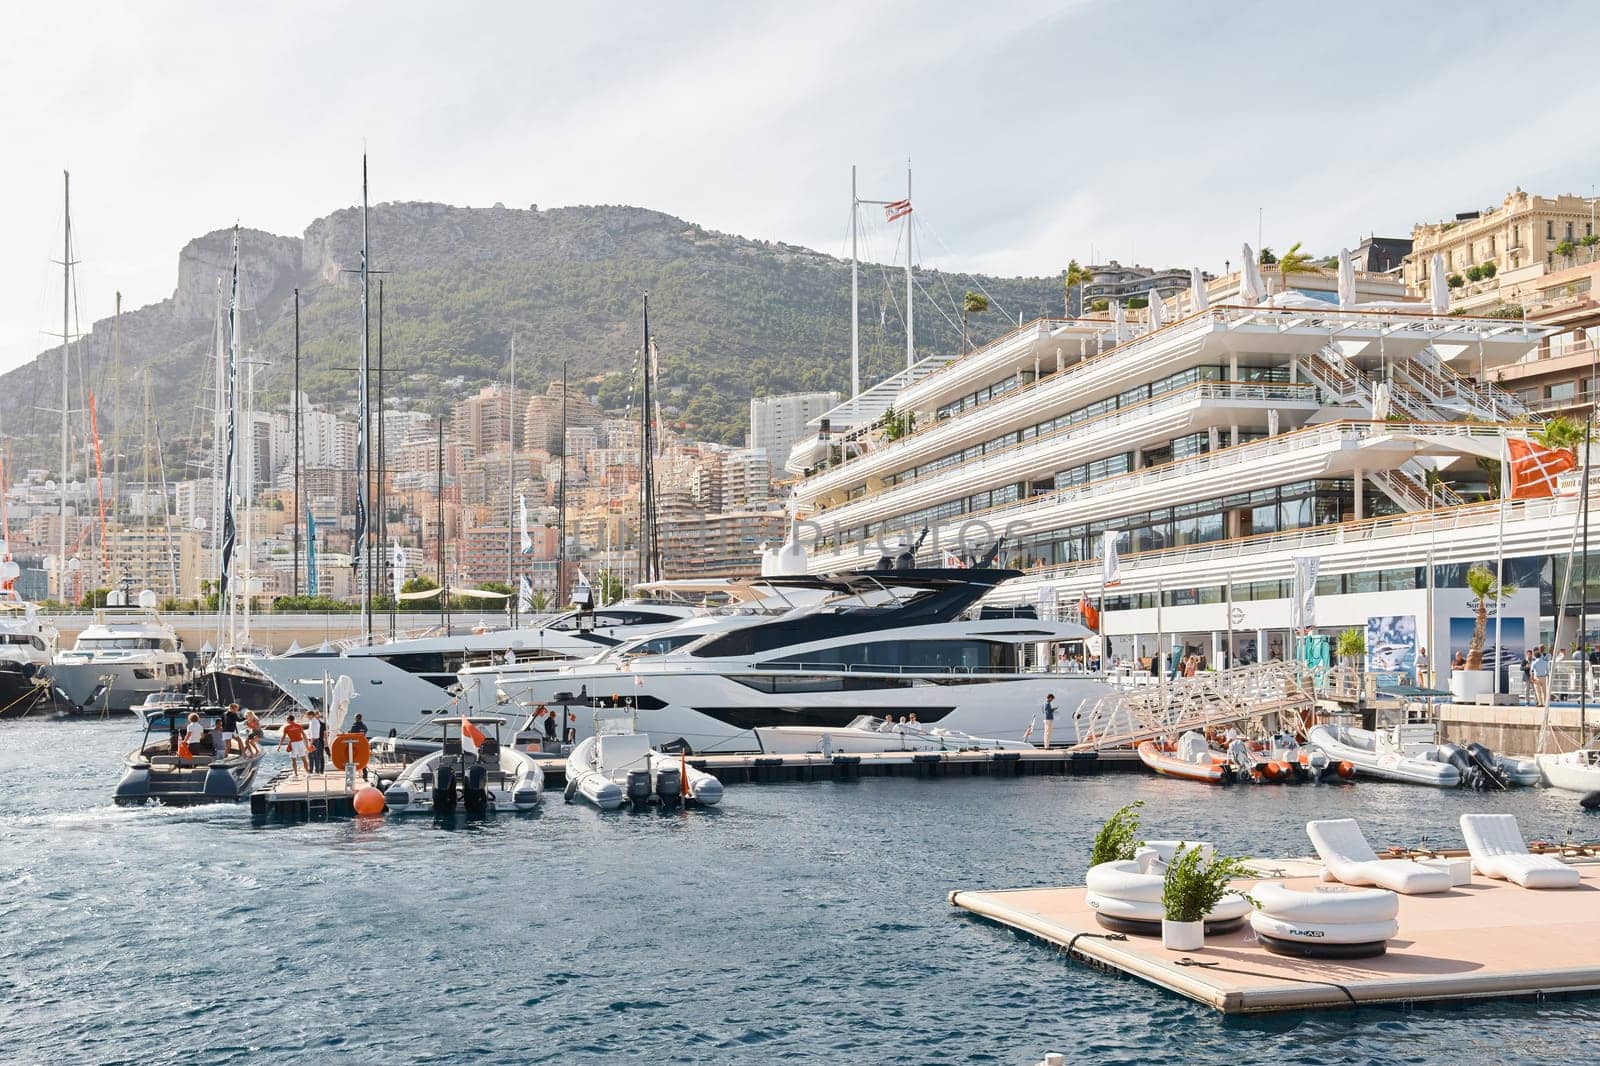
top-left (1160, 845), bottom-right (1255, 952)
top-left (1089, 801), bottom-right (1143, 867)
top-left (1452, 562), bottom-right (1515, 700)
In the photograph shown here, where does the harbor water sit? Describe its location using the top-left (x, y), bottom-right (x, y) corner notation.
top-left (2, 718), bottom-right (1597, 1064)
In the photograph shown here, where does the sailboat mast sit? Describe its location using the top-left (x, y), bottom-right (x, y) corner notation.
top-left (59, 171), bottom-right (70, 602)
top-left (559, 359), bottom-right (567, 604)
top-left (1583, 411), bottom-right (1591, 739)
top-left (113, 291), bottom-right (121, 516)
top-left (358, 154), bottom-right (372, 643)
top-left (849, 166), bottom-right (859, 398)
top-left (292, 287), bottom-right (301, 598)
top-left (639, 293), bottom-right (659, 584)
top-left (507, 336), bottom-right (515, 588)
top-left (436, 417), bottom-right (446, 634)
top-left (905, 160), bottom-right (914, 372)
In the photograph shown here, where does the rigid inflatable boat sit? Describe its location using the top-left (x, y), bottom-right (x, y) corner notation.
top-left (1306, 723), bottom-right (1460, 787)
top-left (564, 711), bottom-right (723, 810)
top-left (383, 717), bottom-right (544, 815)
top-left (1137, 732), bottom-right (1235, 784)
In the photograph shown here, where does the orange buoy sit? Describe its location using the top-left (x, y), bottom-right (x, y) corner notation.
top-left (1261, 761), bottom-right (1281, 781)
top-left (352, 785), bottom-right (386, 816)
top-left (1336, 760), bottom-right (1355, 779)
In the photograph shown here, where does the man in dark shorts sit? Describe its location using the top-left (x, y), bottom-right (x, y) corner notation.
top-left (217, 703), bottom-right (241, 756)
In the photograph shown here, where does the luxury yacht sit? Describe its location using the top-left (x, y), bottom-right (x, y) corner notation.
top-left (49, 609), bottom-right (191, 714)
top-left (506, 564), bottom-right (1107, 753)
top-left (0, 599), bottom-right (63, 715)
top-left (248, 600), bottom-right (708, 737)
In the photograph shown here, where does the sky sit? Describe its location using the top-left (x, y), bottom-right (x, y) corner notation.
top-left (3, 0), bottom-right (1598, 372)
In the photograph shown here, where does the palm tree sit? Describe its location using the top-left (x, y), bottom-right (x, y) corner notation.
top-left (1257, 246), bottom-right (1278, 266)
top-left (530, 590), bottom-right (550, 613)
top-left (961, 291), bottom-right (990, 352)
top-left (1464, 563), bottom-right (1515, 671)
top-left (1278, 241), bottom-right (1316, 285)
top-left (1064, 260), bottom-right (1094, 314)
top-left (1536, 414), bottom-right (1585, 451)
top-left (1336, 626), bottom-right (1367, 670)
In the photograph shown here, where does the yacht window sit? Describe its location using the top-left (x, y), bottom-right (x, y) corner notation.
top-left (759, 640), bottom-right (1016, 673)
top-left (77, 637), bottom-right (164, 650)
top-left (623, 634), bottom-right (699, 657)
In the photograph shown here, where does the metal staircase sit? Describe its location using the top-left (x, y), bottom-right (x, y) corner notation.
top-left (1301, 346), bottom-right (1431, 421)
top-left (1068, 661), bottom-right (1317, 751)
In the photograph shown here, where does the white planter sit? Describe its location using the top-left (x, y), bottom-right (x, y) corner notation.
top-left (1161, 918), bottom-right (1204, 951)
top-left (1449, 669), bottom-right (1495, 700)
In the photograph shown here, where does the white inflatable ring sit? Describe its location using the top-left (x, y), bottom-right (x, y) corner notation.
top-left (1252, 882), bottom-right (1398, 923)
top-left (1085, 861), bottom-right (1163, 903)
top-left (1250, 911), bottom-right (1398, 945)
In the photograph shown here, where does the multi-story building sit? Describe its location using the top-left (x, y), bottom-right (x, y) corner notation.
top-left (523, 380), bottom-right (602, 452)
top-left (272, 404), bottom-right (357, 472)
top-left (105, 526), bottom-right (204, 599)
top-left (1074, 261), bottom-right (1193, 315)
top-left (787, 275), bottom-right (1562, 673)
top-left (1404, 189), bottom-right (1600, 314)
top-left (750, 392), bottom-right (838, 478)
top-left (659, 510), bottom-right (786, 579)
top-left (1490, 257), bottom-right (1600, 416)
top-left (453, 383), bottom-right (520, 455)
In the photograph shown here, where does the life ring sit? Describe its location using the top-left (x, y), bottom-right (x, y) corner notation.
top-left (329, 732), bottom-right (371, 770)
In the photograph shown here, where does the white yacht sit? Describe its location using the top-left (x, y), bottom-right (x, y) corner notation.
top-left (248, 601), bottom-right (707, 737)
top-left (782, 256), bottom-right (1563, 687)
top-left (505, 565), bottom-right (1106, 753)
top-left (49, 609), bottom-right (191, 714)
top-left (0, 598), bottom-right (60, 714)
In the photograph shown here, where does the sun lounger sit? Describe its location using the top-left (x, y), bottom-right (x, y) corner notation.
top-left (1459, 814), bottom-right (1581, 889)
top-left (1306, 818), bottom-right (1453, 895)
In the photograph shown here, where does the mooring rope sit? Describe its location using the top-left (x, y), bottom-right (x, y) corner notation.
top-left (1175, 957), bottom-right (1359, 1008)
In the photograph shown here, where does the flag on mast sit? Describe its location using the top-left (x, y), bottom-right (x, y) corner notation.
top-left (883, 199), bottom-right (911, 222)
top-left (517, 574), bottom-right (533, 613)
top-left (390, 541), bottom-right (407, 600)
top-left (519, 494), bottom-right (532, 554)
top-left (305, 508), bottom-right (319, 596)
top-left (1506, 437), bottom-right (1578, 499)
top-left (218, 233), bottom-right (240, 606)
top-left (460, 717), bottom-right (486, 755)
top-left (572, 567), bottom-right (593, 607)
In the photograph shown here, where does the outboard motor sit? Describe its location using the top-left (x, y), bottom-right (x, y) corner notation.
top-left (432, 764), bottom-right (459, 816)
top-left (1465, 742), bottom-right (1509, 791)
top-left (1436, 743), bottom-right (1474, 786)
top-left (1581, 789), bottom-right (1600, 810)
top-left (655, 765), bottom-right (683, 806)
top-left (1227, 738), bottom-right (1253, 779)
top-left (626, 769), bottom-right (652, 806)
top-left (462, 763), bottom-right (489, 817)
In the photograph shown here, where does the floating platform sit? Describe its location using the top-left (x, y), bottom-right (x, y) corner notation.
top-left (675, 746), bottom-right (1130, 784)
top-left (950, 863), bottom-right (1600, 1014)
top-left (250, 769), bottom-right (385, 822)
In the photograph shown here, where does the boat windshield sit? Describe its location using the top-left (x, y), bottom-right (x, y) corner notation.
top-left (845, 715), bottom-right (884, 731)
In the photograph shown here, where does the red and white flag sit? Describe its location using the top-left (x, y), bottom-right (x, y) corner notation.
top-left (1506, 437), bottom-right (1578, 500)
top-left (883, 199), bottom-right (911, 223)
top-left (461, 717), bottom-right (487, 755)
top-left (940, 548), bottom-right (967, 569)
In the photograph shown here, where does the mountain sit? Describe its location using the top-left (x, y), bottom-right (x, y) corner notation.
top-left (1, 202), bottom-right (1066, 474)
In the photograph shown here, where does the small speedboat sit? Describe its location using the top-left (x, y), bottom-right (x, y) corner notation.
top-left (383, 717), bottom-right (544, 815)
top-left (114, 695), bottom-right (263, 805)
top-left (1137, 732), bottom-right (1235, 784)
top-left (754, 715), bottom-right (1033, 755)
top-left (565, 710), bottom-right (723, 810)
top-left (1306, 723), bottom-right (1459, 787)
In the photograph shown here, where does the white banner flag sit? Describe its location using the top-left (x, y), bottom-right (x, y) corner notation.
top-left (1292, 555), bottom-right (1318, 631)
top-left (517, 574), bottom-right (533, 613)
top-left (573, 567), bottom-right (593, 607)
top-left (1101, 530), bottom-right (1122, 587)
top-left (518, 494), bottom-right (533, 555)
top-left (390, 541), bottom-right (407, 601)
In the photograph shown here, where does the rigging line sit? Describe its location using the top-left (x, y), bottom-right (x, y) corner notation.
top-left (915, 214), bottom-right (1012, 322)
top-left (910, 272), bottom-right (966, 339)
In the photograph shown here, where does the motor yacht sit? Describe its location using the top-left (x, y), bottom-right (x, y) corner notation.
top-left (113, 696), bottom-right (263, 805)
top-left (0, 598), bottom-right (64, 716)
top-left (512, 564), bottom-right (1108, 754)
top-left (50, 608), bottom-right (191, 714)
top-left (248, 600), bottom-right (706, 737)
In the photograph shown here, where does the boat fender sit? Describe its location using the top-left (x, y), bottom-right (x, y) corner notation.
top-left (463, 763), bottom-right (489, 816)
top-left (563, 777), bottom-right (578, 804)
top-left (626, 768), bottom-right (652, 805)
top-left (1580, 790), bottom-right (1600, 810)
top-left (1335, 760), bottom-right (1354, 780)
top-left (433, 764), bottom-right (459, 816)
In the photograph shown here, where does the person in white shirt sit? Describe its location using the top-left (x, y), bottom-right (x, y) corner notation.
top-left (878, 716), bottom-right (899, 733)
top-left (305, 711), bottom-right (326, 773)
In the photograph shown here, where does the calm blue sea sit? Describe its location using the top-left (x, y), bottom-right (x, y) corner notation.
top-left (1, 718), bottom-right (1596, 1064)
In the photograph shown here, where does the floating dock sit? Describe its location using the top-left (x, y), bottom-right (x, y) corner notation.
top-left (950, 863), bottom-right (1600, 1014)
top-left (250, 769), bottom-right (384, 822)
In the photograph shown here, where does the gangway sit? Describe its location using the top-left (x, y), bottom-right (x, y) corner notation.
top-left (1068, 661), bottom-right (1317, 751)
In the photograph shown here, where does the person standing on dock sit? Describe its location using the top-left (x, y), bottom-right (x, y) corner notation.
top-left (279, 714), bottom-right (309, 777)
top-left (306, 711), bottom-right (326, 773)
top-left (1416, 647), bottom-right (1429, 689)
top-left (1530, 650), bottom-right (1551, 705)
top-left (350, 714), bottom-right (368, 736)
top-left (1042, 694), bottom-right (1056, 747)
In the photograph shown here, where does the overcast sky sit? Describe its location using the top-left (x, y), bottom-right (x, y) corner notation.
top-left (3, 0), bottom-right (1597, 372)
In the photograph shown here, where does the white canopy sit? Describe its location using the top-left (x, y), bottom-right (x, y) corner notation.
top-left (1148, 288), bottom-right (1166, 330)
top-left (1430, 251), bottom-right (1449, 314)
top-left (1189, 267), bottom-right (1209, 312)
top-left (1338, 248), bottom-right (1356, 308)
top-left (1112, 300), bottom-right (1129, 344)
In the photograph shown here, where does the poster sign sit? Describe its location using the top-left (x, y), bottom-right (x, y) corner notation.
top-left (1366, 614), bottom-right (1416, 688)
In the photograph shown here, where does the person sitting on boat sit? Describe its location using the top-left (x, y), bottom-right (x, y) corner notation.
top-left (904, 712), bottom-right (924, 731)
top-left (279, 714), bottom-right (309, 778)
top-left (349, 713), bottom-right (368, 736)
top-left (241, 711), bottom-right (264, 756)
top-left (878, 716), bottom-right (899, 733)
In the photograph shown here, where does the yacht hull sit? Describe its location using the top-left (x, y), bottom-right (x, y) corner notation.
top-left (49, 662), bottom-right (192, 715)
top-left (520, 671), bottom-right (1111, 754)
top-left (1536, 751), bottom-right (1600, 793)
top-left (249, 653), bottom-right (463, 736)
top-left (114, 753), bottom-right (262, 805)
